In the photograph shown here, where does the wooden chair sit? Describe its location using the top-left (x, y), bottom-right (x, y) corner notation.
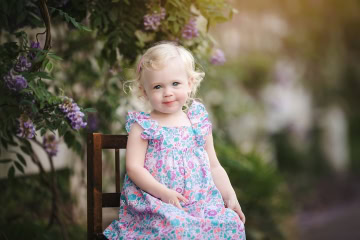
top-left (87, 133), bottom-right (128, 240)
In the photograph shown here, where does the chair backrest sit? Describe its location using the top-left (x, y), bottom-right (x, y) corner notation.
top-left (87, 133), bottom-right (128, 240)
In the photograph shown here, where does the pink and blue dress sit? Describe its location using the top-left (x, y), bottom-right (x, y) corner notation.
top-left (104, 101), bottom-right (245, 239)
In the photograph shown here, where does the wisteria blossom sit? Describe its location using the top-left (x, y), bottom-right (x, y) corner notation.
top-left (210, 48), bottom-right (226, 65)
top-left (4, 71), bottom-right (28, 92)
top-left (28, 41), bottom-right (41, 60)
top-left (144, 8), bottom-right (166, 31)
top-left (182, 18), bottom-right (199, 40)
top-left (43, 134), bottom-right (58, 157)
top-left (14, 56), bottom-right (32, 72)
top-left (3, 41), bottom-right (40, 92)
top-left (17, 114), bottom-right (36, 139)
top-left (59, 97), bottom-right (87, 130)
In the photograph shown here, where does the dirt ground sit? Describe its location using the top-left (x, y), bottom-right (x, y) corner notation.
top-left (297, 200), bottom-right (360, 240)
top-left (296, 175), bottom-right (360, 240)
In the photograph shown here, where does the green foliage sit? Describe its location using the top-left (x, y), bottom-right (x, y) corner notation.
top-left (0, 169), bottom-right (86, 240)
top-left (215, 136), bottom-right (292, 240)
top-left (0, 0), bottom-right (43, 32)
top-left (50, 7), bottom-right (92, 32)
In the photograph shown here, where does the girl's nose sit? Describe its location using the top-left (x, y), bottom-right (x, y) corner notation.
top-left (163, 88), bottom-right (173, 97)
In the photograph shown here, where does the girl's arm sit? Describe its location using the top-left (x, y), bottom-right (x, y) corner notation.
top-left (205, 133), bottom-right (246, 223)
top-left (126, 123), bottom-right (187, 209)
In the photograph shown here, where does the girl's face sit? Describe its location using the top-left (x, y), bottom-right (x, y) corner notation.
top-left (141, 57), bottom-right (191, 115)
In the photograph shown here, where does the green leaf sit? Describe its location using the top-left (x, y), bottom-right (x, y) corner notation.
top-left (19, 99), bottom-right (34, 107)
top-left (83, 108), bottom-right (97, 113)
top-left (41, 57), bottom-right (49, 69)
top-left (34, 52), bottom-right (47, 63)
top-left (47, 53), bottom-right (63, 61)
top-left (40, 128), bottom-right (47, 136)
top-left (70, 17), bottom-right (80, 29)
top-left (0, 138), bottom-right (8, 149)
top-left (14, 161), bottom-right (24, 173)
top-left (20, 139), bottom-right (32, 149)
top-left (36, 71), bottom-right (54, 80)
top-left (20, 145), bottom-right (30, 154)
top-left (46, 61), bottom-right (54, 72)
top-left (58, 123), bottom-right (68, 137)
top-left (16, 153), bottom-right (27, 166)
top-left (73, 140), bottom-right (82, 156)
top-left (8, 166), bottom-right (15, 179)
top-left (81, 25), bottom-right (92, 32)
top-left (0, 159), bottom-right (12, 164)
top-left (64, 131), bottom-right (75, 147)
top-left (8, 140), bottom-right (18, 147)
top-left (64, 13), bottom-right (70, 22)
top-left (31, 102), bottom-right (38, 114)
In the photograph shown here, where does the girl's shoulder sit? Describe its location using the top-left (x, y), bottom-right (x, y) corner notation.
top-left (126, 111), bottom-right (155, 131)
top-left (187, 100), bottom-right (212, 145)
top-left (125, 111), bottom-right (161, 140)
top-left (187, 100), bottom-right (210, 123)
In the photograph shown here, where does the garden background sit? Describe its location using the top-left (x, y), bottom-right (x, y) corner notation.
top-left (1, 0), bottom-right (360, 239)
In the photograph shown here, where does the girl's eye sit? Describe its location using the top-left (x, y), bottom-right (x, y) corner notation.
top-left (173, 82), bottom-right (180, 86)
top-left (153, 85), bottom-right (161, 89)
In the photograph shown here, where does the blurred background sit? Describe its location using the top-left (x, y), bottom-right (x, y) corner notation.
top-left (1, 0), bottom-right (360, 239)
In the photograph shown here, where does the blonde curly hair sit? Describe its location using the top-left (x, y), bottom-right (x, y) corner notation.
top-left (130, 41), bottom-right (205, 107)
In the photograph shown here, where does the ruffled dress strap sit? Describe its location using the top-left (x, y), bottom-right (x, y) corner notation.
top-left (187, 100), bottom-right (212, 146)
top-left (125, 111), bottom-right (162, 140)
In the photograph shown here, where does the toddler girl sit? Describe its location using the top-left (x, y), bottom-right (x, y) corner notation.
top-left (104, 42), bottom-right (246, 239)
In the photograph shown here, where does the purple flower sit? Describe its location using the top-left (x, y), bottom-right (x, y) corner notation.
top-left (28, 41), bottom-right (41, 60)
top-left (210, 49), bottom-right (226, 65)
top-left (59, 97), bottom-right (87, 130)
top-left (144, 8), bottom-right (166, 31)
top-left (17, 114), bottom-right (36, 139)
top-left (176, 188), bottom-right (182, 193)
top-left (182, 18), bottom-right (199, 40)
top-left (4, 71), bottom-right (28, 91)
top-left (43, 134), bottom-right (58, 157)
top-left (14, 56), bottom-right (32, 72)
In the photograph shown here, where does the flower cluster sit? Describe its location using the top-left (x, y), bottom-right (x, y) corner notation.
top-left (59, 97), bottom-right (87, 130)
top-left (17, 114), bottom-right (36, 139)
top-left (14, 56), bottom-right (32, 72)
top-left (28, 41), bottom-right (41, 60)
top-left (43, 134), bottom-right (58, 157)
top-left (3, 41), bottom-right (40, 92)
top-left (4, 71), bottom-right (28, 91)
top-left (182, 18), bottom-right (199, 40)
top-left (210, 49), bottom-right (226, 65)
top-left (144, 8), bottom-right (166, 31)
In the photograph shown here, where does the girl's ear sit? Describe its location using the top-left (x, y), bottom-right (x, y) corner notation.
top-left (139, 85), bottom-right (147, 99)
top-left (188, 77), bottom-right (194, 90)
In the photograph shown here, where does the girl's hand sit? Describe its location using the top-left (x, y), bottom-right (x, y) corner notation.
top-left (224, 197), bottom-right (246, 224)
top-left (159, 188), bottom-right (188, 211)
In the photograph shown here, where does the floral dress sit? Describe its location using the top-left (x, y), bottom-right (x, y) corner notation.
top-left (104, 101), bottom-right (245, 240)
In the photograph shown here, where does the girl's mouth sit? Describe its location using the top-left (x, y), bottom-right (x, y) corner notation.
top-left (163, 101), bottom-right (175, 105)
